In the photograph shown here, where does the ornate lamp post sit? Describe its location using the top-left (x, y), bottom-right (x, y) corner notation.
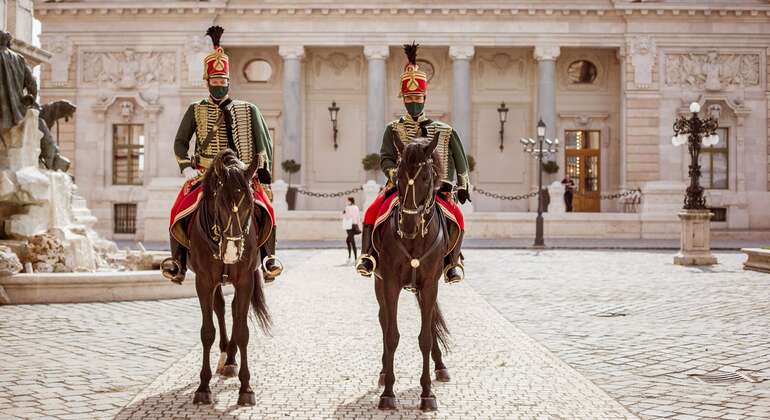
top-left (671, 101), bottom-right (719, 265)
top-left (521, 119), bottom-right (559, 248)
top-left (497, 102), bottom-right (509, 151)
top-left (328, 100), bottom-right (340, 150)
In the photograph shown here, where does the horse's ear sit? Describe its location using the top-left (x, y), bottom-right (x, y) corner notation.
top-left (393, 134), bottom-right (405, 155)
top-left (424, 131), bottom-right (440, 155)
top-left (244, 156), bottom-right (259, 180)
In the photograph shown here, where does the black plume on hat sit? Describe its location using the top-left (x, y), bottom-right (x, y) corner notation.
top-left (403, 41), bottom-right (419, 66)
top-left (206, 26), bottom-right (224, 48)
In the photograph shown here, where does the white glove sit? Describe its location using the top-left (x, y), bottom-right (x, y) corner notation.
top-left (182, 167), bottom-right (200, 181)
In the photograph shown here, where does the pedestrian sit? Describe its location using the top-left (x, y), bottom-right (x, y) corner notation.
top-left (342, 196), bottom-right (361, 264)
top-left (562, 174), bottom-right (575, 212)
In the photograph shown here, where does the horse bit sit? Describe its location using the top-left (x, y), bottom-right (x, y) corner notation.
top-left (210, 183), bottom-right (251, 265)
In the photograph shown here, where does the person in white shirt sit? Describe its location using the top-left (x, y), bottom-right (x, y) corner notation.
top-left (342, 196), bottom-right (361, 264)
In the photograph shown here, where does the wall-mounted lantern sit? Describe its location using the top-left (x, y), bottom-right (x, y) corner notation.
top-left (497, 102), bottom-right (509, 151)
top-left (328, 100), bottom-right (340, 150)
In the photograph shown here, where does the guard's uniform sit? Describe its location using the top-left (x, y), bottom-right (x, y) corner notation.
top-left (356, 43), bottom-right (470, 283)
top-left (161, 26), bottom-right (282, 284)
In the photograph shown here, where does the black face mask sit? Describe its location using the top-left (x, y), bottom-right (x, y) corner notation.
top-left (208, 84), bottom-right (229, 100)
top-left (405, 102), bottom-right (424, 118)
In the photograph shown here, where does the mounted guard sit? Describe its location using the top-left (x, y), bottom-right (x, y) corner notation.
top-left (161, 26), bottom-right (283, 284)
top-left (356, 42), bottom-right (471, 284)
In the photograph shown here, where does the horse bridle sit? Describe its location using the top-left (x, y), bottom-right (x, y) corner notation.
top-left (397, 158), bottom-right (437, 240)
top-left (210, 179), bottom-right (252, 265)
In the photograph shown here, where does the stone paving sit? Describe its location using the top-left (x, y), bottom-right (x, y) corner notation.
top-left (469, 250), bottom-right (770, 420)
top-left (115, 249), bottom-right (633, 419)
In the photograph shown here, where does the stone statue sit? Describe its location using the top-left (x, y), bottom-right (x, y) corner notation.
top-left (37, 100), bottom-right (75, 172)
top-left (0, 31), bottom-right (38, 132)
top-left (703, 51), bottom-right (721, 92)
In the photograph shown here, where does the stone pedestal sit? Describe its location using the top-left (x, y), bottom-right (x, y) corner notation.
top-left (363, 180), bottom-right (380, 209)
top-left (674, 209), bottom-right (717, 266)
top-left (271, 179), bottom-right (289, 215)
top-left (548, 181), bottom-right (566, 214)
top-left (741, 248), bottom-right (770, 273)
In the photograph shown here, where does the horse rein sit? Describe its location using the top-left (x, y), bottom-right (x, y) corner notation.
top-left (397, 158), bottom-right (437, 240)
top-left (210, 178), bottom-right (252, 265)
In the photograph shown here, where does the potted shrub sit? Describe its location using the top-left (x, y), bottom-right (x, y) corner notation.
top-left (467, 155), bottom-right (476, 173)
top-left (362, 153), bottom-right (380, 181)
top-left (542, 160), bottom-right (559, 175)
top-left (281, 159), bottom-right (301, 210)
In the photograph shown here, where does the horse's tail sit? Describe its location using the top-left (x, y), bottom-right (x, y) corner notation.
top-left (250, 271), bottom-right (272, 335)
top-left (416, 294), bottom-right (451, 353)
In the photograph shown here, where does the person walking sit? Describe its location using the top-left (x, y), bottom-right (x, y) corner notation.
top-left (342, 197), bottom-right (361, 265)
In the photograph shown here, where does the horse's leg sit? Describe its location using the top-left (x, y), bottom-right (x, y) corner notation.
top-left (214, 285), bottom-right (237, 377)
top-left (418, 283), bottom-right (439, 411)
top-left (375, 277), bottom-right (387, 387)
top-left (193, 279), bottom-right (216, 405)
top-left (233, 275), bottom-right (256, 406)
top-left (378, 276), bottom-right (400, 410)
top-left (432, 336), bottom-right (450, 382)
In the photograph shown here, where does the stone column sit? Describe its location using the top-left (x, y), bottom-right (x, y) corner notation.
top-left (279, 45), bottom-right (305, 171)
top-left (449, 46), bottom-right (475, 151)
top-left (364, 45), bottom-right (390, 155)
top-left (534, 45), bottom-right (560, 143)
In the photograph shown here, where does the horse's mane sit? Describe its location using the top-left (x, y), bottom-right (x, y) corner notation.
top-left (202, 149), bottom-right (252, 202)
top-left (400, 140), bottom-right (443, 182)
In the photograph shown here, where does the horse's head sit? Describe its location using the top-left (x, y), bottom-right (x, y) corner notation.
top-left (393, 132), bottom-right (442, 239)
top-left (202, 149), bottom-right (260, 264)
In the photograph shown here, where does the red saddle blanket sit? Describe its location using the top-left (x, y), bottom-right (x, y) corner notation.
top-left (169, 177), bottom-right (275, 249)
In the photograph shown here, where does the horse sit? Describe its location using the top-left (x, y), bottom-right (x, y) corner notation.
top-left (187, 149), bottom-right (271, 407)
top-left (373, 132), bottom-right (455, 412)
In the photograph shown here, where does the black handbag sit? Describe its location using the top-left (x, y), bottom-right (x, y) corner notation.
top-left (352, 224), bottom-right (362, 235)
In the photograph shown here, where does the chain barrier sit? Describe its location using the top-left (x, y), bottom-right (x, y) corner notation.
top-left (574, 188), bottom-right (642, 200)
top-left (473, 187), bottom-right (539, 201)
top-left (295, 186), bottom-right (363, 198)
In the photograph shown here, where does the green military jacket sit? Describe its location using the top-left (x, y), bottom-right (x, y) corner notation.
top-left (174, 98), bottom-right (273, 174)
top-left (380, 114), bottom-right (470, 189)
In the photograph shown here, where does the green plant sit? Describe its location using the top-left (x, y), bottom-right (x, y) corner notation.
top-left (467, 155), bottom-right (476, 173)
top-left (542, 160), bottom-right (559, 174)
top-left (362, 153), bottom-right (380, 172)
top-left (281, 159), bottom-right (301, 186)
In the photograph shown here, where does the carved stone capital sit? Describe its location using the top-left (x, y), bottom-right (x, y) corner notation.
top-left (533, 45), bottom-right (560, 61)
top-left (44, 36), bottom-right (73, 85)
top-left (279, 45), bottom-right (305, 60)
top-left (363, 45), bottom-right (390, 60)
top-left (449, 46), bottom-right (475, 61)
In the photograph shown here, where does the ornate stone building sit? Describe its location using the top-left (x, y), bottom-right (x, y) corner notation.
top-left (33, 0), bottom-right (770, 241)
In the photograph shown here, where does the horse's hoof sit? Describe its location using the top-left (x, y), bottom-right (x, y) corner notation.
top-left (215, 353), bottom-right (227, 374)
top-left (435, 368), bottom-right (451, 382)
top-left (221, 364), bottom-right (238, 378)
top-left (193, 391), bottom-right (212, 405)
top-left (378, 396), bottom-right (397, 410)
top-left (237, 391), bottom-right (256, 406)
top-left (377, 373), bottom-right (386, 387)
top-left (420, 396), bottom-right (438, 412)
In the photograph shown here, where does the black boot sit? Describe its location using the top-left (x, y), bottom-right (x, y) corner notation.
top-left (261, 228), bottom-right (283, 282)
top-left (161, 235), bottom-right (187, 284)
top-left (356, 224), bottom-right (376, 277)
top-left (443, 230), bottom-right (465, 284)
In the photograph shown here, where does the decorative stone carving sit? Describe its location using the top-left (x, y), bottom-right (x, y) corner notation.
top-left (278, 45), bottom-right (305, 60)
top-left (185, 35), bottom-right (209, 85)
top-left (628, 36), bottom-right (656, 89)
top-left (45, 35), bottom-right (73, 85)
top-left (449, 45), bottom-right (475, 61)
top-left (363, 45), bottom-right (389, 60)
top-left (310, 50), bottom-right (363, 91)
top-left (533, 45), bottom-right (560, 61)
top-left (120, 100), bottom-right (135, 122)
top-left (665, 51), bottom-right (760, 91)
top-left (26, 233), bottom-right (67, 272)
top-left (0, 246), bottom-right (23, 276)
top-left (81, 49), bottom-right (176, 88)
top-left (476, 51), bottom-right (526, 91)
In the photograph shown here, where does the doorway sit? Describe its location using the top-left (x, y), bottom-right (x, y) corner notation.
top-left (564, 130), bottom-right (601, 212)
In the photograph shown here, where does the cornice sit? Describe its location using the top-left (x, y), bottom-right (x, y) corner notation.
top-left (34, 3), bottom-right (770, 19)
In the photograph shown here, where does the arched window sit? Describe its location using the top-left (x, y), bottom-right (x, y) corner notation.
top-left (567, 60), bottom-right (598, 84)
top-left (243, 59), bottom-right (273, 83)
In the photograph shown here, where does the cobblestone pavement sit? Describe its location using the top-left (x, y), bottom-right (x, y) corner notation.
top-left (468, 250), bottom-right (770, 420)
top-left (115, 249), bottom-right (634, 419)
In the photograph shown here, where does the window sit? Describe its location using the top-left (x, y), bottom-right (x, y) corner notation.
top-left (113, 203), bottom-right (137, 234)
top-left (708, 207), bottom-right (727, 222)
top-left (567, 60), bottom-right (598, 84)
top-left (698, 127), bottom-right (728, 189)
top-left (243, 59), bottom-right (273, 83)
top-left (112, 124), bottom-right (145, 185)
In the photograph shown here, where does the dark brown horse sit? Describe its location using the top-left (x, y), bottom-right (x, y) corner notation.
top-left (373, 133), bottom-right (454, 412)
top-left (187, 149), bottom-right (271, 406)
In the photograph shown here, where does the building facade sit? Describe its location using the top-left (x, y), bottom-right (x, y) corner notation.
top-left (34, 0), bottom-right (770, 240)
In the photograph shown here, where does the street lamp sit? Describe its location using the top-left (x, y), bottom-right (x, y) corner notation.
top-left (671, 101), bottom-right (719, 209)
top-left (521, 118), bottom-right (559, 248)
top-left (497, 102), bottom-right (509, 151)
top-left (328, 100), bottom-right (340, 150)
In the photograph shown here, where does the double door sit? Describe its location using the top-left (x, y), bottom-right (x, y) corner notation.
top-left (564, 130), bottom-right (600, 212)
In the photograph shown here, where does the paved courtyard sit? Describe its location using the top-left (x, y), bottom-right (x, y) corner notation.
top-left (0, 249), bottom-right (767, 419)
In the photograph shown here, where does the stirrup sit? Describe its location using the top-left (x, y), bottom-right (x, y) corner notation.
top-left (262, 255), bottom-right (284, 278)
top-left (442, 262), bottom-right (465, 284)
top-left (356, 254), bottom-right (377, 277)
top-left (160, 257), bottom-right (185, 284)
